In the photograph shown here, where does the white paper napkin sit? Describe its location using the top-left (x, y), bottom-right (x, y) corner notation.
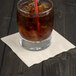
top-left (1, 30), bottom-right (75, 67)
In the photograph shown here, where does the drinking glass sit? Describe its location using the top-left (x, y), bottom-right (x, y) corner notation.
top-left (17, 0), bottom-right (54, 51)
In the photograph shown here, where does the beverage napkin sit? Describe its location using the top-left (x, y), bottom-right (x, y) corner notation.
top-left (1, 30), bottom-right (75, 67)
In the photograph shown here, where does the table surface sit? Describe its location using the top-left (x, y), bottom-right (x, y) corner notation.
top-left (0, 0), bottom-right (76, 76)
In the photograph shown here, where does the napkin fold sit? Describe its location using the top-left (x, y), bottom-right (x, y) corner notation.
top-left (24, 48), bottom-right (76, 76)
top-left (1, 30), bottom-right (75, 67)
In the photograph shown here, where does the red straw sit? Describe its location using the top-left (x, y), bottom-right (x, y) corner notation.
top-left (34, 0), bottom-right (40, 36)
top-left (34, 0), bottom-right (38, 14)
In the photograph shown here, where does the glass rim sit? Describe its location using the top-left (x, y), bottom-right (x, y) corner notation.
top-left (17, 0), bottom-right (53, 15)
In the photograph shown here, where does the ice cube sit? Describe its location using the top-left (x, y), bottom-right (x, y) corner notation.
top-left (29, 2), bottom-right (34, 7)
top-left (22, 6), bottom-right (30, 12)
top-left (21, 2), bottom-right (35, 13)
top-left (38, 4), bottom-right (44, 12)
top-left (41, 2), bottom-right (51, 9)
top-left (38, 2), bottom-right (51, 12)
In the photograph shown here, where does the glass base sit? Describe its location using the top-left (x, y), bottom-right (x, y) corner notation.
top-left (19, 35), bottom-right (51, 51)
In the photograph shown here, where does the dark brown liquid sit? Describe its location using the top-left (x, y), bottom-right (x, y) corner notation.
top-left (17, 1), bottom-right (54, 41)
